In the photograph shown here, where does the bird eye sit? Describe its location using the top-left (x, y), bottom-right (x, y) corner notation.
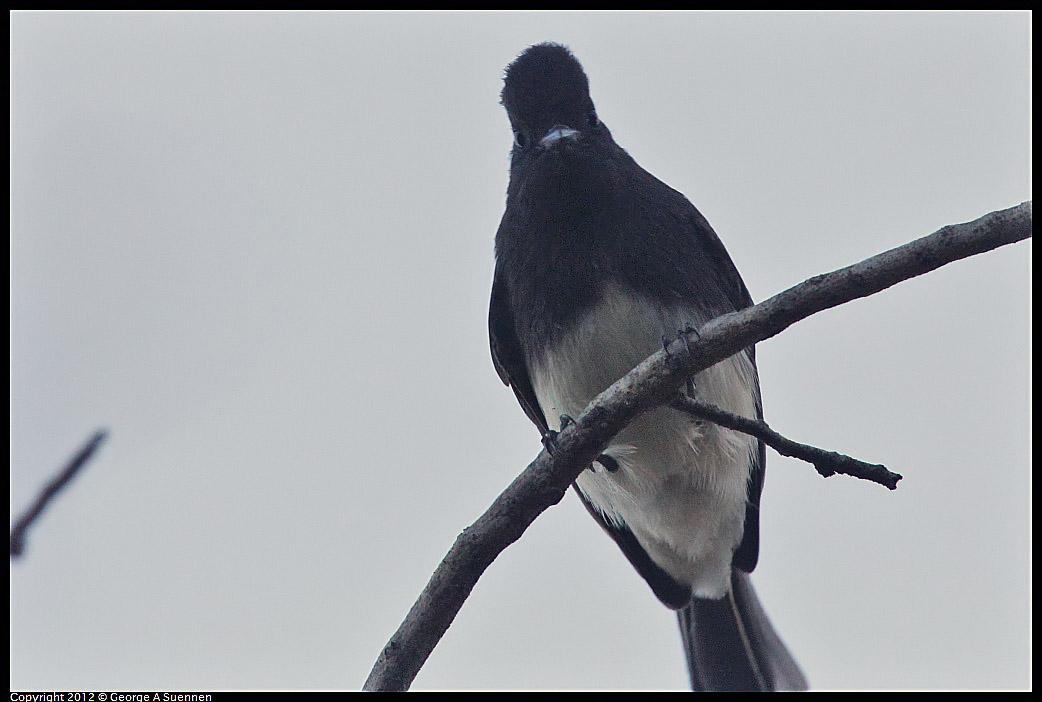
top-left (588, 110), bottom-right (600, 128)
top-left (513, 130), bottom-right (528, 148)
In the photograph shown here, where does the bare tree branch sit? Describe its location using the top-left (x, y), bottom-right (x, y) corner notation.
top-left (10, 429), bottom-right (109, 558)
top-left (363, 201), bottom-right (1031, 691)
top-left (669, 395), bottom-right (901, 489)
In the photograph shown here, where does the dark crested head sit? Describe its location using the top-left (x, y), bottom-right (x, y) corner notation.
top-left (501, 43), bottom-right (599, 144)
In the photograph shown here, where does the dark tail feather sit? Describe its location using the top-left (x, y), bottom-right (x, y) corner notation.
top-left (678, 569), bottom-right (807, 691)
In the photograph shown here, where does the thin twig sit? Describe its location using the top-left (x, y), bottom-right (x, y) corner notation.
top-left (10, 429), bottom-right (109, 558)
top-left (363, 201), bottom-right (1031, 691)
top-left (670, 395), bottom-right (902, 489)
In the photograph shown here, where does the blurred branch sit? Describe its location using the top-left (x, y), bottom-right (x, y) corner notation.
top-left (10, 429), bottom-right (109, 558)
top-left (670, 395), bottom-right (902, 489)
top-left (363, 201), bottom-right (1031, 691)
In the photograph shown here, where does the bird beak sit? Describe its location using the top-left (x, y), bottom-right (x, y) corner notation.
top-left (539, 125), bottom-right (580, 148)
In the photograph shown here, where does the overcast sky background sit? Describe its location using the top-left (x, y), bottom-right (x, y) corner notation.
top-left (10, 11), bottom-right (1030, 691)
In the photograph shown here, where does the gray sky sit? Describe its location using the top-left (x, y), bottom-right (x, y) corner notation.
top-left (10, 10), bottom-right (1030, 691)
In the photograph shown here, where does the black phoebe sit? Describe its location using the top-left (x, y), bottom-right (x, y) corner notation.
top-left (489, 43), bottom-right (807, 691)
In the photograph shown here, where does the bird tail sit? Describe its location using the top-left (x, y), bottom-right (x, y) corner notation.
top-left (677, 569), bottom-right (808, 691)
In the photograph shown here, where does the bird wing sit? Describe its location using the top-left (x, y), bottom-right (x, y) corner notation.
top-left (489, 265), bottom-right (548, 435)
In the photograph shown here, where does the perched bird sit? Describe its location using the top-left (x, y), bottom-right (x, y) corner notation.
top-left (488, 43), bottom-right (807, 691)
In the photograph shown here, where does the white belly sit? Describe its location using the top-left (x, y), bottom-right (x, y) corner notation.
top-left (529, 283), bottom-right (760, 598)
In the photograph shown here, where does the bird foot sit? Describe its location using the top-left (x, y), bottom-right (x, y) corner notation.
top-left (541, 414), bottom-right (575, 456)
